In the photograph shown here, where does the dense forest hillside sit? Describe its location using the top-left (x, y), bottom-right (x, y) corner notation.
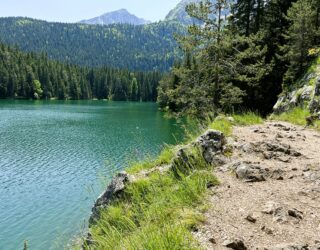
top-left (79, 9), bottom-right (151, 26)
top-left (0, 17), bottom-right (184, 71)
top-left (0, 43), bottom-right (161, 101)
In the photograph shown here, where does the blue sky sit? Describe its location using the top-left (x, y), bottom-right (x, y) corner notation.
top-left (0, 0), bottom-right (181, 23)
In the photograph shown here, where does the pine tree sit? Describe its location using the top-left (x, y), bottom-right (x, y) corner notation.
top-left (283, 0), bottom-right (318, 88)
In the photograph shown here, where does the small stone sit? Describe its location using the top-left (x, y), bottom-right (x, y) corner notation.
top-left (222, 239), bottom-right (247, 250)
top-left (288, 209), bottom-right (303, 220)
top-left (245, 214), bottom-right (257, 223)
top-left (262, 201), bottom-right (279, 214)
top-left (303, 167), bottom-right (311, 172)
top-left (288, 175), bottom-right (297, 179)
top-left (273, 207), bottom-right (288, 223)
top-left (261, 225), bottom-right (273, 235)
top-left (278, 157), bottom-right (290, 163)
top-left (209, 238), bottom-right (216, 244)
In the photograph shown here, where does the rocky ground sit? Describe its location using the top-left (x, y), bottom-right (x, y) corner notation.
top-left (194, 121), bottom-right (320, 250)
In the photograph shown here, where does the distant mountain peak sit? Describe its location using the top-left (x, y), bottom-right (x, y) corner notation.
top-left (79, 9), bottom-right (151, 26)
top-left (165, 0), bottom-right (217, 25)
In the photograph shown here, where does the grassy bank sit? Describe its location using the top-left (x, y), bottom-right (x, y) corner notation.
top-left (271, 107), bottom-right (320, 130)
top-left (81, 112), bottom-right (263, 250)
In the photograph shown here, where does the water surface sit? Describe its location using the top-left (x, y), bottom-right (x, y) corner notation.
top-left (0, 100), bottom-right (183, 250)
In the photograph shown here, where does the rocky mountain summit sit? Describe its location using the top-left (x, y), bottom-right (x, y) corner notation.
top-left (79, 9), bottom-right (150, 26)
top-left (165, 0), bottom-right (203, 25)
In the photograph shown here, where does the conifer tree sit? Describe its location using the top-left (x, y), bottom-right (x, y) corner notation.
top-left (283, 0), bottom-right (318, 88)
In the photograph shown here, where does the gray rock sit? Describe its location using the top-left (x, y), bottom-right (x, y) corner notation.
top-left (90, 171), bottom-right (130, 223)
top-left (262, 201), bottom-right (281, 214)
top-left (273, 76), bottom-right (320, 115)
top-left (273, 95), bottom-right (288, 114)
top-left (261, 225), bottom-right (274, 235)
top-left (271, 169), bottom-right (285, 180)
top-left (300, 85), bottom-right (314, 102)
top-left (264, 142), bottom-right (302, 157)
top-left (289, 90), bottom-right (299, 107)
top-left (273, 206), bottom-right (288, 223)
top-left (235, 163), bottom-right (268, 182)
top-left (194, 129), bottom-right (226, 164)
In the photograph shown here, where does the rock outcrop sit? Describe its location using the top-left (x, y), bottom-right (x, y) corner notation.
top-left (89, 171), bottom-right (130, 224)
top-left (89, 129), bottom-right (227, 225)
top-left (273, 63), bottom-right (320, 115)
top-left (274, 76), bottom-right (320, 114)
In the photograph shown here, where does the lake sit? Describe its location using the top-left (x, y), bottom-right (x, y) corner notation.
top-left (0, 100), bottom-right (184, 250)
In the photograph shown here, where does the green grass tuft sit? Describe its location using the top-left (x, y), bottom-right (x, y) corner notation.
top-left (232, 112), bottom-right (264, 126)
top-left (209, 118), bottom-right (233, 136)
top-left (127, 146), bottom-right (176, 174)
top-left (271, 107), bottom-right (310, 126)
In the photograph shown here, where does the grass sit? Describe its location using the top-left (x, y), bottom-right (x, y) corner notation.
top-left (209, 112), bottom-right (263, 137)
top-left (271, 107), bottom-right (320, 131)
top-left (307, 54), bottom-right (320, 75)
top-left (209, 118), bottom-right (233, 136)
top-left (127, 146), bottom-right (176, 174)
top-left (232, 111), bottom-right (264, 126)
top-left (84, 148), bottom-right (218, 250)
top-left (80, 112), bottom-right (265, 249)
top-left (271, 107), bottom-right (311, 126)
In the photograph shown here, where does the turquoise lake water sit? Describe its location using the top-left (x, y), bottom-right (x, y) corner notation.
top-left (0, 100), bottom-right (183, 250)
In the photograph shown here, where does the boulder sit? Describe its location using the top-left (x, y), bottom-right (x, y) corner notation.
top-left (234, 163), bottom-right (268, 182)
top-left (300, 85), bottom-right (314, 102)
top-left (273, 95), bottom-right (290, 114)
top-left (89, 171), bottom-right (130, 223)
top-left (193, 129), bottom-right (226, 164)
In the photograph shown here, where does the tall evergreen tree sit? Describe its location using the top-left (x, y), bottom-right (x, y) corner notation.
top-left (283, 0), bottom-right (319, 88)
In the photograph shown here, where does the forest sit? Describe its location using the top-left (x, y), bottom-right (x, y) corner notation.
top-left (158, 0), bottom-right (320, 117)
top-left (0, 17), bottom-right (184, 71)
top-left (0, 43), bottom-right (161, 101)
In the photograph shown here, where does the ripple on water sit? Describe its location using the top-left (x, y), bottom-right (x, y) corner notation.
top-left (0, 100), bottom-right (183, 250)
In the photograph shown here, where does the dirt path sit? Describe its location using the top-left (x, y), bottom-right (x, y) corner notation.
top-left (194, 121), bottom-right (320, 249)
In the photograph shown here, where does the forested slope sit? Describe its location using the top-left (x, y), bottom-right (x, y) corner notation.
top-left (0, 43), bottom-right (161, 101)
top-left (0, 17), bottom-right (184, 71)
top-left (158, 0), bottom-right (320, 117)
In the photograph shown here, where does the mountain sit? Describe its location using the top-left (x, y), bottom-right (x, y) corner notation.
top-left (79, 9), bottom-right (151, 26)
top-left (0, 17), bottom-right (185, 71)
top-left (166, 0), bottom-right (203, 25)
top-left (166, 0), bottom-right (227, 25)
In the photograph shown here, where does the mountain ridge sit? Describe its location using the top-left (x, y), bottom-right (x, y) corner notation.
top-left (79, 9), bottom-right (151, 26)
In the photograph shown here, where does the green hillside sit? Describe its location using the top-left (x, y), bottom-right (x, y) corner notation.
top-left (0, 43), bottom-right (161, 101)
top-left (0, 17), bottom-right (185, 71)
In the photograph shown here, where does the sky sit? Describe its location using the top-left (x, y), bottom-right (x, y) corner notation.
top-left (0, 0), bottom-right (181, 23)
